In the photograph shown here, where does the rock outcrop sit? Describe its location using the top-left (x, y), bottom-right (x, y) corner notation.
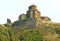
top-left (7, 18), bottom-right (11, 24)
top-left (12, 4), bottom-right (51, 27)
top-left (19, 14), bottom-right (26, 21)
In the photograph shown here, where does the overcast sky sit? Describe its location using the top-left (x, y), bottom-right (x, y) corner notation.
top-left (0, 0), bottom-right (60, 24)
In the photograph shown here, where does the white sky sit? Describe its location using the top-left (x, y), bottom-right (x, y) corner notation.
top-left (0, 0), bottom-right (60, 24)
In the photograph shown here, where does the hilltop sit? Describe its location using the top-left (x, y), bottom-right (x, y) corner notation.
top-left (7, 4), bottom-right (51, 27)
top-left (0, 5), bottom-right (60, 41)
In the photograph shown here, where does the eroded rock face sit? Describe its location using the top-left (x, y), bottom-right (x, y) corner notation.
top-left (12, 4), bottom-right (51, 27)
top-left (26, 5), bottom-right (41, 20)
top-left (19, 14), bottom-right (26, 21)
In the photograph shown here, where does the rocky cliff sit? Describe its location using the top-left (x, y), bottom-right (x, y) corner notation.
top-left (12, 4), bottom-right (51, 27)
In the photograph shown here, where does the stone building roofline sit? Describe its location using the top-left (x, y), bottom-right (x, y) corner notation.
top-left (41, 16), bottom-right (51, 20)
top-left (29, 4), bottom-right (37, 7)
top-left (29, 4), bottom-right (37, 9)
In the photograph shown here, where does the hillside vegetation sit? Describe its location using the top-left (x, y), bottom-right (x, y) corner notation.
top-left (0, 23), bottom-right (60, 41)
top-left (0, 5), bottom-right (60, 41)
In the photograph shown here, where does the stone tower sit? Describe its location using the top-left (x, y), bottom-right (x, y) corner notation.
top-left (27, 5), bottom-right (41, 20)
top-left (26, 5), bottom-right (41, 26)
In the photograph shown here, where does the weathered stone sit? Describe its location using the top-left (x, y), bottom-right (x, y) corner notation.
top-left (19, 14), bottom-right (26, 21)
top-left (41, 16), bottom-right (51, 21)
top-left (12, 4), bottom-right (51, 27)
top-left (7, 18), bottom-right (11, 23)
top-left (6, 18), bottom-right (11, 27)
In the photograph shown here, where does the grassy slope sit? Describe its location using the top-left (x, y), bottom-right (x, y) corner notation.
top-left (0, 23), bottom-right (60, 41)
